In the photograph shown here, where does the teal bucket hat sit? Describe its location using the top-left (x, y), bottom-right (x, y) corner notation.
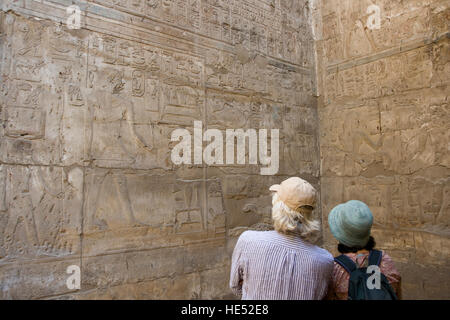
top-left (328, 200), bottom-right (373, 247)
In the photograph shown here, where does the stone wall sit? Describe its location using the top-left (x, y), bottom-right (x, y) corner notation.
top-left (2, 0), bottom-right (448, 300)
top-left (0, 0), bottom-right (320, 299)
top-left (312, 0), bottom-right (449, 299)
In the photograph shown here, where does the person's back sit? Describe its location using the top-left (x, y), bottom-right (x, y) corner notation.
top-left (326, 249), bottom-right (401, 300)
top-left (230, 230), bottom-right (334, 300)
top-left (326, 200), bottom-right (402, 300)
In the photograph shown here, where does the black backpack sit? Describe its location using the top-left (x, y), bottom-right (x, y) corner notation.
top-left (334, 250), bottom-right (398, 300)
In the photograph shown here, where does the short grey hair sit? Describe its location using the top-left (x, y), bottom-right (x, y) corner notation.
top-left (271, 193), bottom-right (321, 241)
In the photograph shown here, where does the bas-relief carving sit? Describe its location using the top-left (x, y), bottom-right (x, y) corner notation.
top-left (5, 81), bottom-right (45, 140)
top-left (83, 171), bottom-right (226, 254)
top-left (321, 87), bottom-right (448, 178)
top-left (206, 91), bottom-right (285, 130)
top-left (325, 46), bottom-right (434, 104)
top-left (84, 34), bottom-right (206, 169)
top-left (89, 0), bottom-right (309, 65)
top-left (281, 105), bottom-right (318, 175)
top-left (223, 174), bottom-right (277, 227)
top-left (0, 17), bottom-right (88, 166)
top-left (320, 0), bottom-right (432, 64)
top-left (0, 0), bottom-right (318, 298)
top-left (317, 0), bottom-right (450, 299)
top-left (0, 166), bottom-right (82, 261)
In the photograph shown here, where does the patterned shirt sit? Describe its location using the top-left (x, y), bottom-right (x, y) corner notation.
top-left (326, 250), bottom-right (402, 300)
top-left (230, 230), bottom-right (334, 300)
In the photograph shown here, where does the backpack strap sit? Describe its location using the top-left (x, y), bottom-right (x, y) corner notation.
top-left (368, 249), bottom-right (383, 266)
top-left (334, 255), bottom-right (357, 274)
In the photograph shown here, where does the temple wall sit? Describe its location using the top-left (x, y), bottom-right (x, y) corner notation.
top-left (1, 0), bottom-right (448, 300)
top-left (312, 0), bottom-right (449, 299)
top-left (0, 0), bottom-right (320, 299)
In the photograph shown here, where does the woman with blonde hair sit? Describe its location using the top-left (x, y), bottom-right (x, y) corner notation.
top-left (229, 177), bottom-right (334, 300)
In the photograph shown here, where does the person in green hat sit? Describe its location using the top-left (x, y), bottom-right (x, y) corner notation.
top-left (326, 200), bottom-right (402, 299)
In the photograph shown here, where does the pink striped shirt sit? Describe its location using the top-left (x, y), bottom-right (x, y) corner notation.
top-left (230, 230), bottom-right (334, 300)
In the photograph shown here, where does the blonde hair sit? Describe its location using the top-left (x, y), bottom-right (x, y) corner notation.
top-left (271, 193), bottom-right (321, 240)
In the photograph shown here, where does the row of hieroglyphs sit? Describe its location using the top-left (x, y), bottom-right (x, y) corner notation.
top-left (24, 0), bottom-right (314, 66)
top-left (323, 45), bottom-right (446, 103)
top-left (100, 0), bottom-right (311, 68)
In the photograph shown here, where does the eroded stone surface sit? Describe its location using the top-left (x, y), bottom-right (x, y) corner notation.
top-left (0, 0), bottom-right (319, 299)
top-left (313, 0), bottom-right (450, 299)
